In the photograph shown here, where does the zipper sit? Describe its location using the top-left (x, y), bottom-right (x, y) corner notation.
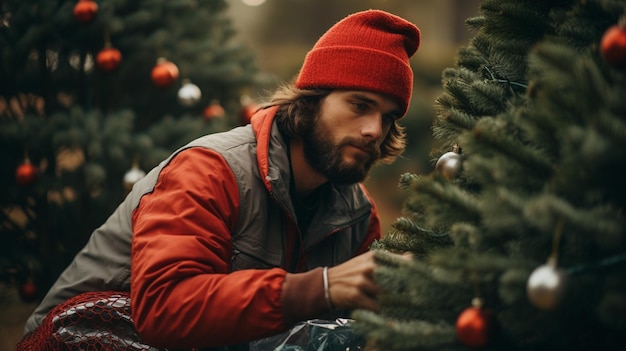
top-left (266, 188), bottom-right (304, 272)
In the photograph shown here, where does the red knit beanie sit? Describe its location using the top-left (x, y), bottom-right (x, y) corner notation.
top-left (295, 9), bottom-right (421, 116)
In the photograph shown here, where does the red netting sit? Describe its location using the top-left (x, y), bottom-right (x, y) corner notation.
top-left (17, 291), bottom-right (168, 351)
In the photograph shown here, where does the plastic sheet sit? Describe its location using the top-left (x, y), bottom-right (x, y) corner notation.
top-left (249, 318), bottom-right (365, 351)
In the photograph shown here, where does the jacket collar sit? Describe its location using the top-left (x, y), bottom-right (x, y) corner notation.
top-left (250, 105), bottom-right (279, 193)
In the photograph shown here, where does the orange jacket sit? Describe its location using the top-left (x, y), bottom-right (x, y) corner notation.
top-left (130, 107), bottom-right (381, 348)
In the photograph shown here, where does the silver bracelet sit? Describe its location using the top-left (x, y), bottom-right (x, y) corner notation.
top-left (323, 266), bottom-right (335, 310)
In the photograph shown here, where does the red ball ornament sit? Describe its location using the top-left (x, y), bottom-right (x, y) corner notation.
top-left (151, 58), bottom-right (179, 88)
top-left (16, 160), bottom-right (38, 187)
top-left (19, 281), bottom-right (38, 303)
top-left (73, 0), bottom-right (98, 23)
top-left (456, 300), bottom-right (494, 349)
top-left (239, 95), bottom-right (260, 125)
top-left (96, 47), bottom-right (122, 72)
top-left (601, 23), bottom-right (626, 68)
top-left (240, 102), bottom-right (259, 125)
top-left (203, 100), bottom-right (225, 120)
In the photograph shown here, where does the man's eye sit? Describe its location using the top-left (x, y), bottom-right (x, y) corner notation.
top-left (352, 102), bottom-right (369, 112)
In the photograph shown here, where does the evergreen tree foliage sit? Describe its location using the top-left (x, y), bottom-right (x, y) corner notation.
top-left (0, 0), bottom-right (257, 301)
top-left (354, 0), bottom-right (626, 350)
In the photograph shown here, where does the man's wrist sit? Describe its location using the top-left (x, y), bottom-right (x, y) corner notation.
top-left (323, 266), bottom-right (336, 310)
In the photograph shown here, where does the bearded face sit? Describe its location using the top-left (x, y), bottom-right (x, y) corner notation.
top-left (301, 108), bottom-right (381, 185)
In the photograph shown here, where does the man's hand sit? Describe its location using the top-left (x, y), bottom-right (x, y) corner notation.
top-left (326, 251), bottom-right (411, 312)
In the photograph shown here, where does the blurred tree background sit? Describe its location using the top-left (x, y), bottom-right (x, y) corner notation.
top-left (0, 0), bottom-right (258, 309)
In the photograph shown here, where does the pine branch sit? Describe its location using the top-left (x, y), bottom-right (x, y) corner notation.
top-left (352, 310), bottom-right (457, 351)
top-left (467, 118), bottom-right (553, 177)
top-left (407, 176), bottom-right (481, 226)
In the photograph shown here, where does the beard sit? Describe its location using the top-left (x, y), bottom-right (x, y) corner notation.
top-left (301, 118), bottom-right (380, 184)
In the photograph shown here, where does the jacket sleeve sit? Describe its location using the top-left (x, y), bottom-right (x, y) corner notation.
top-left (130, 147), bottom-right (290, 348)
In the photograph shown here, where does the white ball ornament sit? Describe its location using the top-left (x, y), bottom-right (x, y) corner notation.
top-left (123, 164), bottom-right (146, 192)
top-left (178, 79), bottom-right (202, 107)
top-left (526, 256), bottom-right (568, 310)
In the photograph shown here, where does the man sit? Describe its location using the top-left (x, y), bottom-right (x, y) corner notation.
top-left (22, 9), bottom-right (421, 350)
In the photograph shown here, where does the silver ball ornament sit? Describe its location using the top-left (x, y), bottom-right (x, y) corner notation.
top-left (123, 165), bottom-right (146, 192)
top-left (177, 80), bottom-right (202, 107)
top-left (526, 257), bottom-right (568, 310)
top-left (435, 145), bottom-right (463, 180)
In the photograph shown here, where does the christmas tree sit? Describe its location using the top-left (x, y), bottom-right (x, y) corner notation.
top-left (0, 0), bottom-right (257, 303)
top-left (354, 0), bottom-right (626, 350)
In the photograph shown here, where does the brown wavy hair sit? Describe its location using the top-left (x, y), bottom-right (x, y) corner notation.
top-left (263, 83), bottom-right (406, 164)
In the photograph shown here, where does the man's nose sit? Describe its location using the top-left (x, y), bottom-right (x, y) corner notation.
top-left (361, 113), bottom-right (383, 140)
